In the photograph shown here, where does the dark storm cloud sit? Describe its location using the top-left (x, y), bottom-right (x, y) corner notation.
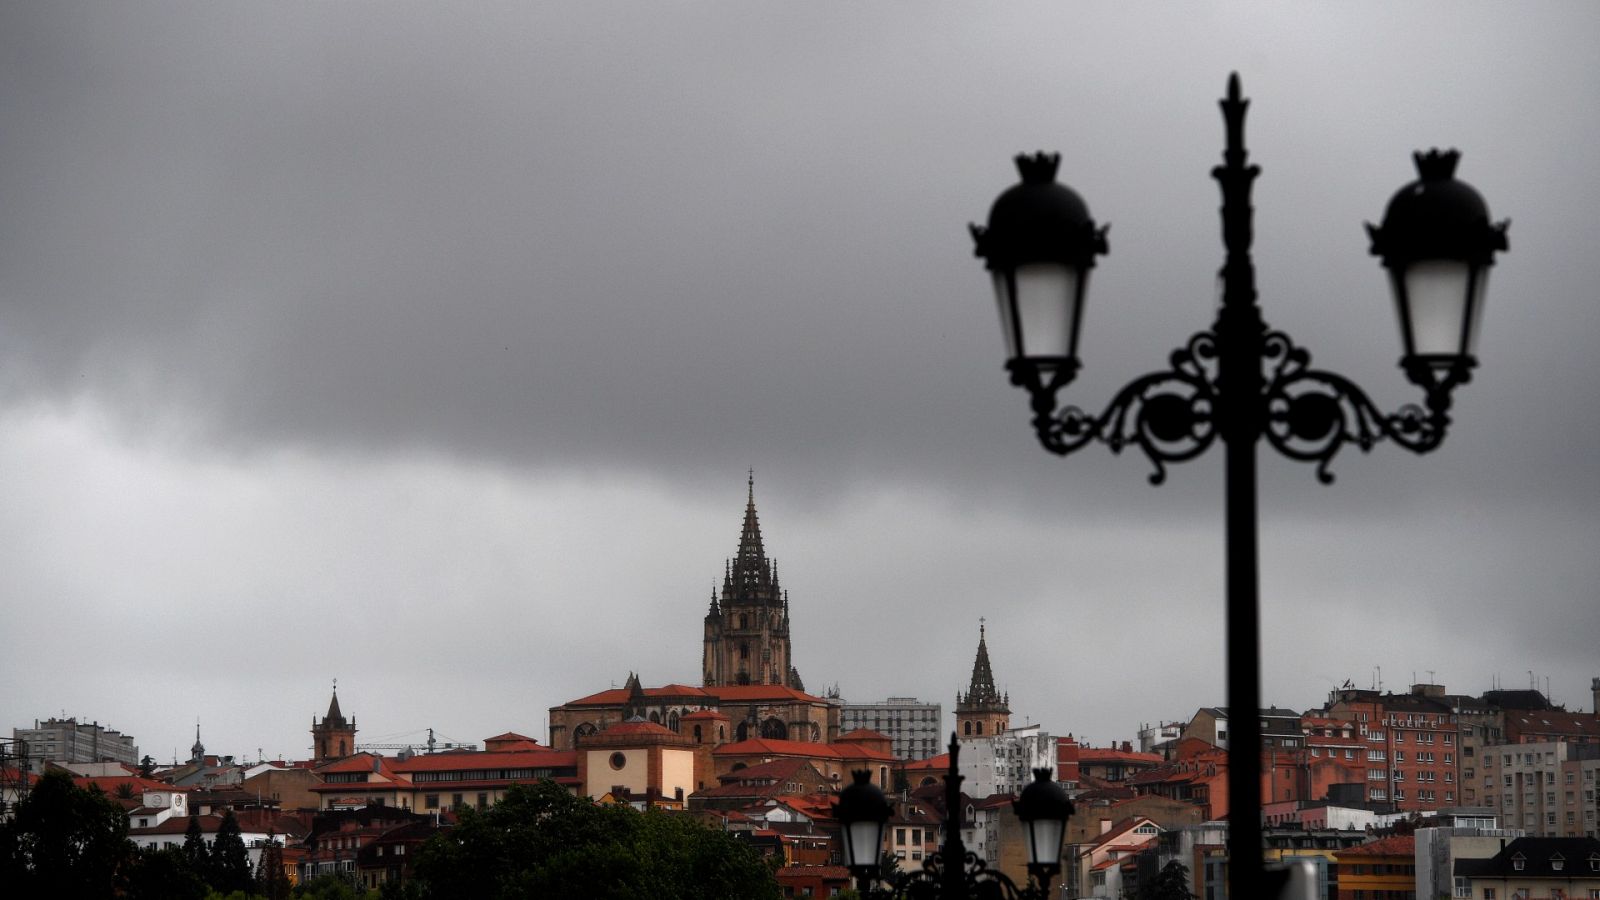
top-left (1, 3), bottom-right (1597, 753)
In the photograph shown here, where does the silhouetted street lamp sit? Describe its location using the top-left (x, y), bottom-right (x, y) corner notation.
top-left (969, 74), bottom-right (1506, 898)
top-left (834, 734), bottom-right (1072, 899)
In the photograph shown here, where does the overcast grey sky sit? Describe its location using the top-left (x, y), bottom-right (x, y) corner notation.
top-left (2, 3), bottom-right (1597, 762)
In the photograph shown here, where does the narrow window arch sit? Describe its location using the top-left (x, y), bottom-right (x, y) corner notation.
top-left (963, 721), bottom-right (972, 736)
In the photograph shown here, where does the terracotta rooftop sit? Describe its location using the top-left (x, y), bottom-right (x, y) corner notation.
top-left (715, 738), bottom-right (893, 761)
top-left (1339, 834), bottom-right (1415, 857)
top-left (563, 684), bottom-right (712, 706)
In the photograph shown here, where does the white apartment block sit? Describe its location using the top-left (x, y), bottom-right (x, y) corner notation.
top-left (957, 723), bottom-right (1053, 799)
top-left (839, 697), bottom-right (942, 761)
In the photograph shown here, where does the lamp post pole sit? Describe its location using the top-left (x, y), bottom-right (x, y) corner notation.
top-left (970, 74), bottom-right (1507, 899)
top-left (1214, 78), bottom-right (1267, 893)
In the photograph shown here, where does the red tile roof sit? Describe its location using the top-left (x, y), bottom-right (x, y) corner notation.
top-left (702, 685), bottom-right (827, 703)
top-left (904, 753), bottom-right (950, 772)
top-left (483, 731), bottom-right (538, 743)
top-left (563, 684), bottom-right (713, 706)
top-left (1339, 834), bottom-right (1415, 857)
top-left (1078, 748), bottom-right (1163, 765)
top-left (596, 720), bottom-right (679, 738)
top-left (74, 775), bottom-right (179, 795)
top-left (836, 729), bottom-right (891, 742)
top-left (715, 738), bottom-right (893, 761)
top-left (393, 749), bottom-right (570, 773)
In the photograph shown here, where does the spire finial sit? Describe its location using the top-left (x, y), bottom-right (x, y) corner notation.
top-left (748, 467), bottom-right (755, 504)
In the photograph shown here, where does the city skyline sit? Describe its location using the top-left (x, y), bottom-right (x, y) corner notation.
top-left (1, 4), bottom-right (1597, 762)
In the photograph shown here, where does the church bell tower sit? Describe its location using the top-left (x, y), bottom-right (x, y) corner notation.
top-left (311, 683), bottom-right (358, 763)
top-left (703, 473), bottom-right (802, 690)
top-left (956, 621), bottom-right (1011, 739)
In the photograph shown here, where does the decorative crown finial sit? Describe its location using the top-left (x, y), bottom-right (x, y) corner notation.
top-left (1413, 148), bottom-right (1461, 181)
top-left (1014, 152), bottom-right (1061, 185)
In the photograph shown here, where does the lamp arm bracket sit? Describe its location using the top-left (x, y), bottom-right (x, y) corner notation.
top-left (872, 849), bottom-right (1046, 899)
top-left (1260, 330), bottom-right (1451, 482)
top-left (1032, 330), bottom-right (1221, 484)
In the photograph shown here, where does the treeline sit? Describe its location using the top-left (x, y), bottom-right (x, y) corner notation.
top-left (0, 771), bottom-right (778, 899)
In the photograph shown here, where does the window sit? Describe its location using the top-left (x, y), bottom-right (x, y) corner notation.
top-left (425, 794), bottom-right (438, 809)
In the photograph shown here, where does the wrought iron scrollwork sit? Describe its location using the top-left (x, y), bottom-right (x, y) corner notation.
top-left (886, 850), bottom-right (1031, 900)
top-left (1260, 329), bottom-right (1451, 482)
top-left (1028, 326), bottom-right (1463, 484)
top-left (861, 848), bottom-right (1047, 900)
top-left (1032, 331), bottom-right (1220, 484)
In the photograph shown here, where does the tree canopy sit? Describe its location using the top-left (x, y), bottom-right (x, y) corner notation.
top-left (1137, 860), bottom-right (1197, 900)
top-left (0, 768), bottom-right (134, 895)
top-left (402, 780), bottom-right (778, 900)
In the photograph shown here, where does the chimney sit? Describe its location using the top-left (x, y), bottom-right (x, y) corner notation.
top-left (1591, 677), bottom-right (1599, 714)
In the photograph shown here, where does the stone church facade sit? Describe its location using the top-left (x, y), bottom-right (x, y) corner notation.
top-left (547, 476), bottom-right (838, 751)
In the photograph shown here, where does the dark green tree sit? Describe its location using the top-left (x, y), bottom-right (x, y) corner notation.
top-left (294, 872), bottom-right (372, 898)
top-left (209, 809), bottom-right (255, 894)
top-left (0, 768), bottom-right (133, 895)
top-left (123, 845), bottom-right (209, 900)
top-left (257, 830), bottom-right (292, 900)
top-left (1136, 860), bottom-right (1197, 900)
top-left (139, 755), bottom-right (158, 778)
top-left (184, 812), bottom-right (211, 873)
top-left (406, 780), bottom-right (778, 899)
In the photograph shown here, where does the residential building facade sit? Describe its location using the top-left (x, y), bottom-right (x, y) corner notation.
top-left (839, 697), bottom-right (942, 761)
top-left (12, 717), bottom-right (138, 772)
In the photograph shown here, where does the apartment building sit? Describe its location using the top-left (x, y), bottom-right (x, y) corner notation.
top-left (1480, 740), bottom-right (1600, 838)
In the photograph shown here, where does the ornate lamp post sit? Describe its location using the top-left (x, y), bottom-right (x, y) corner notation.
top-left (833, 734), bottom-right (1072, 899)
top-left (969, 75), bottom-right (1506, 898)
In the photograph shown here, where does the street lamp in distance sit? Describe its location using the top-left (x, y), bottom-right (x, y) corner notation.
top-left (833, 733), bottom-right (1073, 899)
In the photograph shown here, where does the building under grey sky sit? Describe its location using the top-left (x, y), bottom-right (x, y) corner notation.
top-left (0, 4), bottom-right (1597, 763)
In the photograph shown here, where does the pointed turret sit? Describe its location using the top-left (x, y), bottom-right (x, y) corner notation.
top-left (190, 721), bottom-right (205, 764)
top-left (324, 687), bottom-right (346, 727)
top-left (956, 620), bottom-right (1011, 739)
top-left (624, 672), bottom-right (648, 720)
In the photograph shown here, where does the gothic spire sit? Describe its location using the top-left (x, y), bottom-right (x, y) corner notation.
top-left (727, 470), bottom-right (776, 605)
top-left (190, 720), bottom-right (205, 763)
top-left (961, 619), bottom-right (1007, 710)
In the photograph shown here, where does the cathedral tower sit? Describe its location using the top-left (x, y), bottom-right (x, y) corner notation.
top-left (703, 473), bottom-right (802, 689)
top-left (311, 684), bottom-right (358, 763)
top-left (956, 620), bottom-right (1010, 739)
